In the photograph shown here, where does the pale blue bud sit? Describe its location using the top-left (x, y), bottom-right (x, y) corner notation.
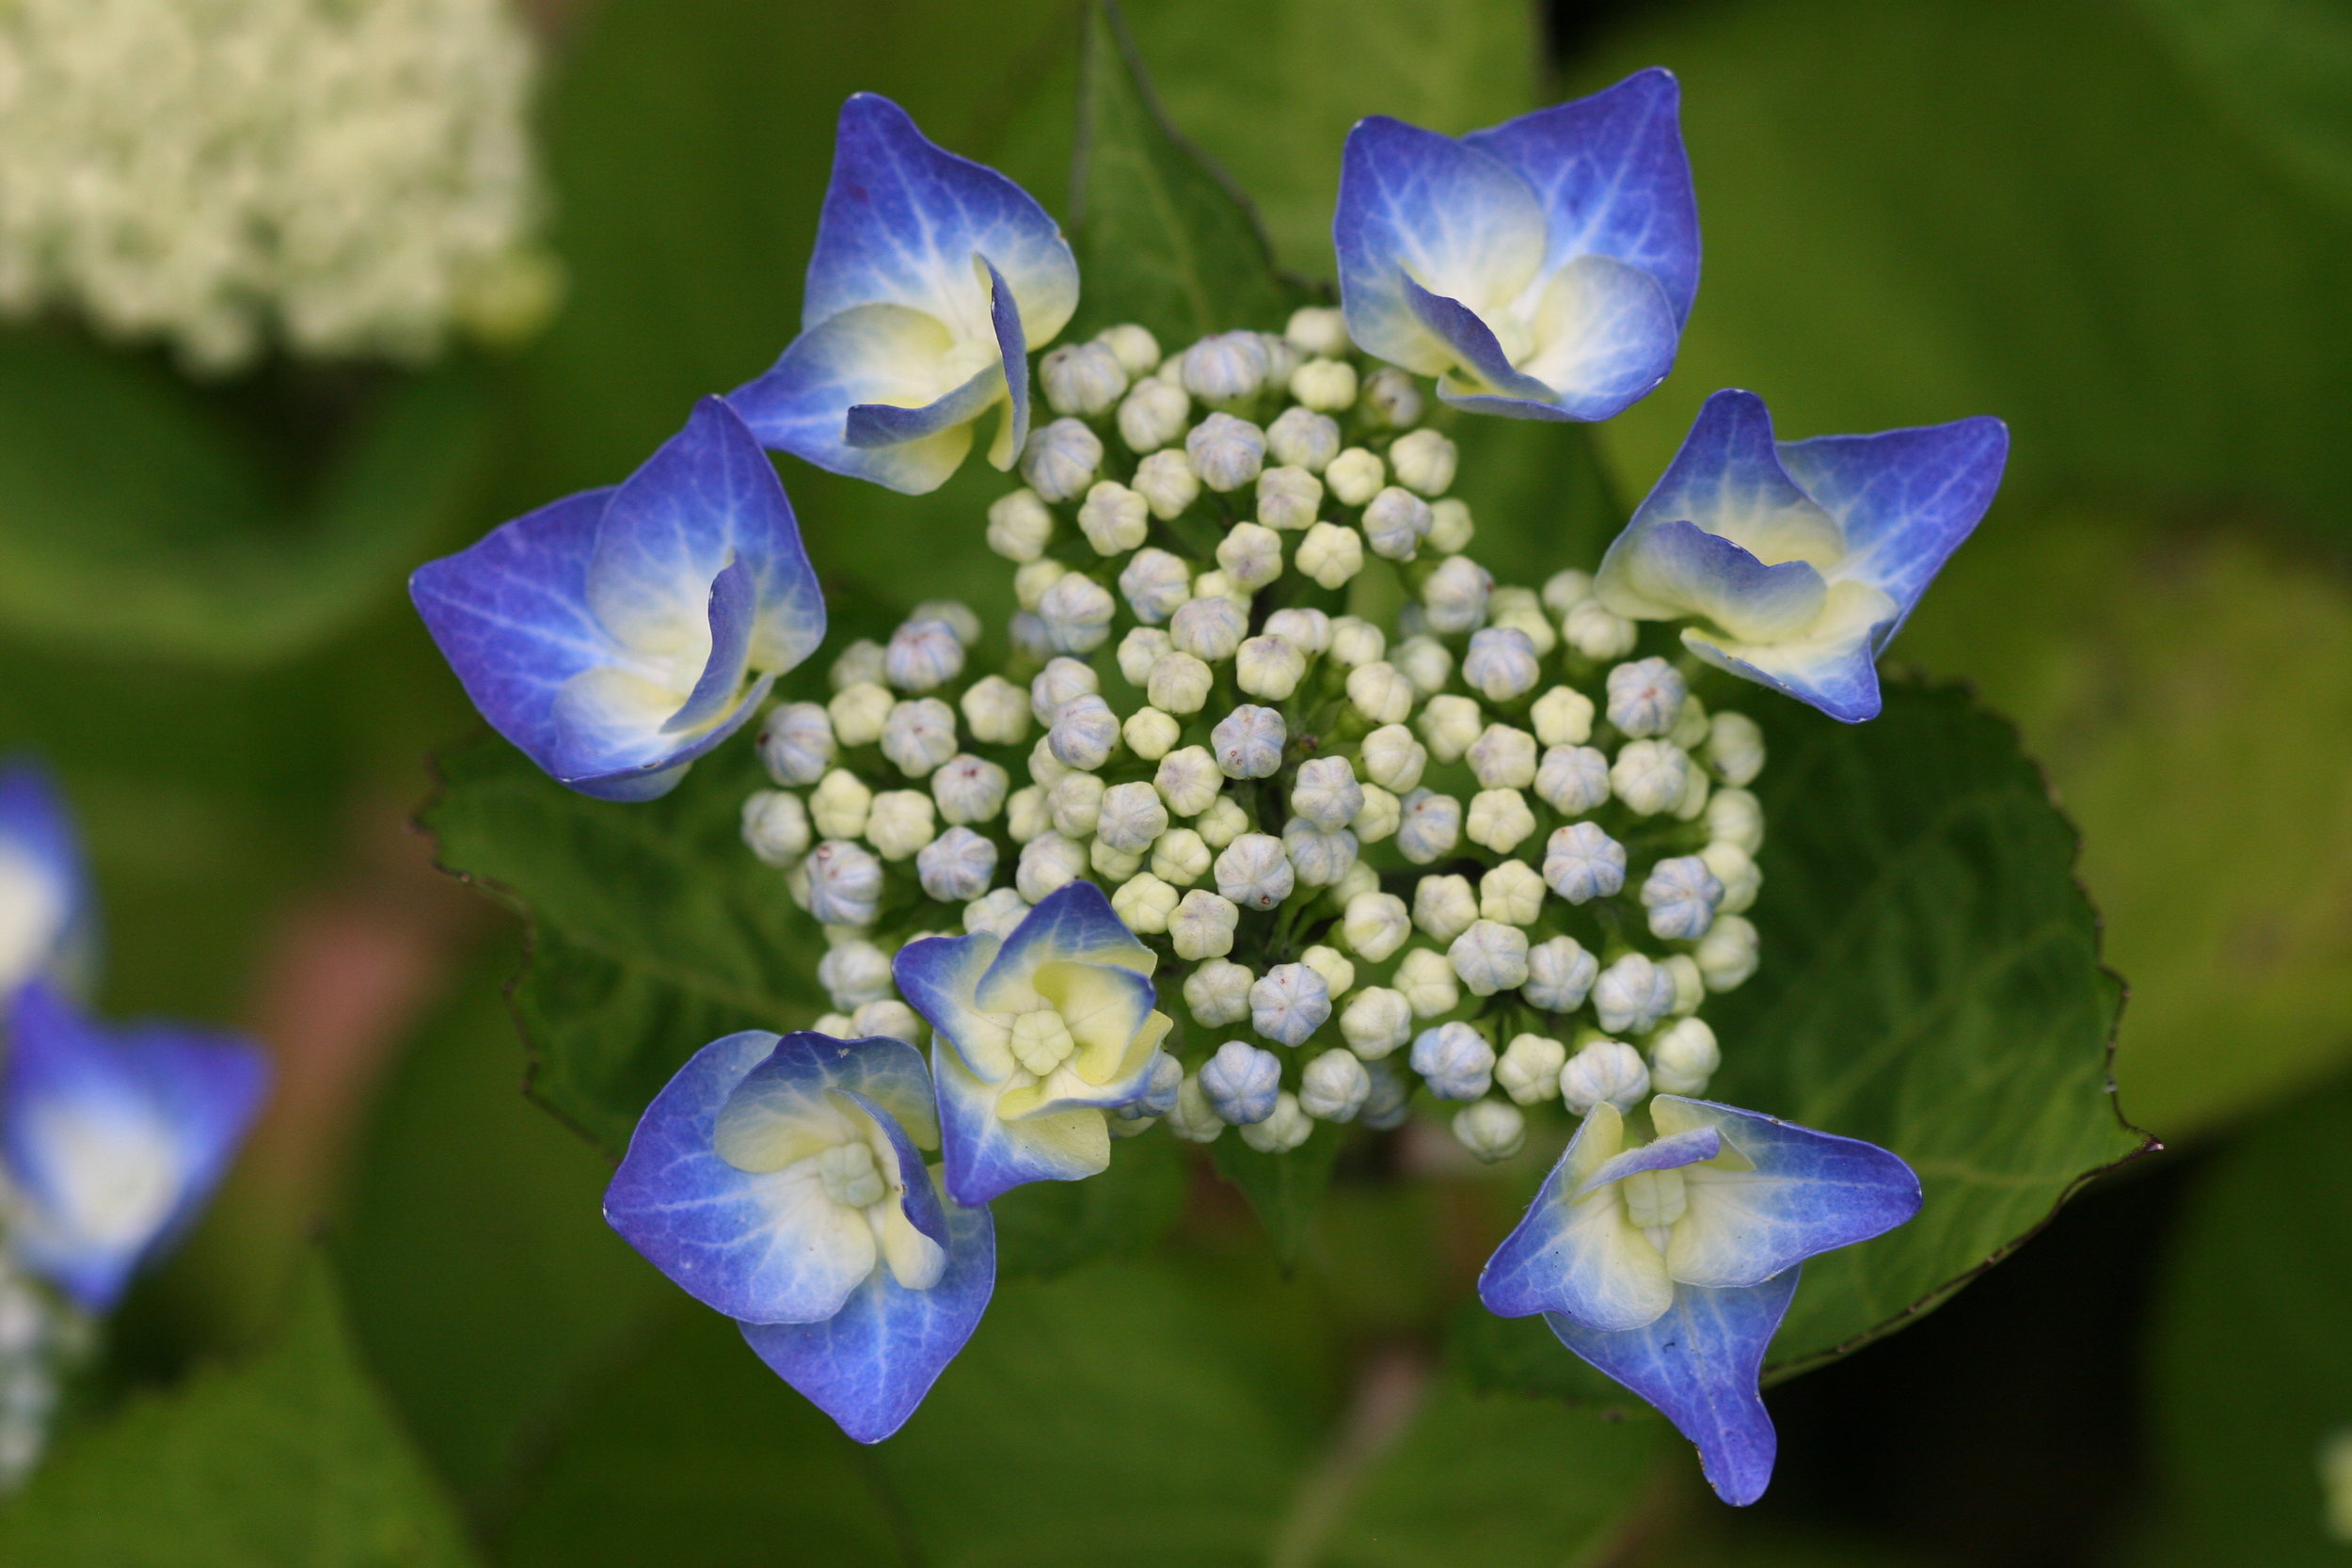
top-left (1560, 1039), bottom-right (1649, 1116)
top-left (1420, 552), bottom-right (1492, 631)
top-left (1215, 832), bottom-right (1294, 911)
top-left (884, 619), bottom-right (964, 692)
top-left (1411, 1022), bottom-right (1495, 1101)
top-left (817, 939), bottom-right (894, 1009)
top-left (1462, 626), bottom-right (1539, 702)
top-left (1171, 595), bottom-right (1248, 662)
top-left (1300, 1048), bottom-right (1371, 1121)
top-left (756, 701), bottom-right (834, 786)
top-left (1180, 331), bottom-right (1270, 403)
top-left (961, 887), bottom-right (1029, 939)
top-left (1362, 367), bottom-right (1423, 427)
top-left (1213, 705), bottom-right (1287, 779)
top-left (1126, 1051), bottom-right (1184, 1117)
top-left (1290, 756), bottom-right (1363, 832)
top-left (1037, 573), bottom-right (1116, 655)
top-left (1041, 341), bottom-right (1129, 416)
top-left (1607, 657), bottom-right (1689, 738)
top-left (1251, 963), bottom-right (1332, 1047)
top-left (1593, 952), bottom-right (1677, 1035)
top-left (1534, 745), bottom-right (1612, 816)
top-left (1186, 412), bottom-right (1266, 492)
top-left (1359, 1058), bottom-right (1411, 1130)
top-left (1365, 486), bottom-right (1434, 561)
top-left (1642, 854), bottom-right (1724, 941)
top-left (1201, 1040), bottom-right (1282, 1124)
top-left (1282, 817), bottom-right (1359, 887)
top-left (804, 840), bottom-right (883, 927)
top-left (1395, 789), bottom-right (1462, 864)
top-left (1266, 405), bottom-right (1342, 471)
top-left (1048, 694), bottom-right (1121, 770)
top-left (1543, 821), bottom-right (1626, 903)
top-left (1021, 417), bottom-right (1103, 502)
top-left (1524, 936), bottom-right (1599, 1012)
top-left (1120, 547), bottom-right (1193, 624)
top-left (880, 697), bottom-right (958, 778)
top-left (1095, 781), bottom-right (1169, 853)
top-left (916, 826), bottom-right (997, 903)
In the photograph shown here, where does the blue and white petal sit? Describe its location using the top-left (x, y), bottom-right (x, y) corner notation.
top-left (1652, 1097), bottom-right (1922, 1291)
top-left (1, 981), bottom-right (269, 1313)
top-left (0, 758), bottom-right (92, 994)
top-left (896, 932), bottom-right (1016, 1084)
top-left (976, 880), bottom-right (1155, 1010)
top-left (741, 1182), bottom-right (994, 1444)
top-left (930, 1039), bottom-right (1111, 1207)
top-left (1547, 1271), bottom-right (1798, 1507)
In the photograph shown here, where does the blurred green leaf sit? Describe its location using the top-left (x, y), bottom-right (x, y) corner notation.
top-left (992, 1128), bottom-right (1187, 1277)
top-left (1213, 1121), bottom-right (1347, 1270)
top-left (335, 963), bottom-right (667, 1522)
top-left (1065, 1), bottom-right (1293, 344)
top-left (1705, 679), bottom-right (2149, 1373)
top-left (2139, 1073), bottom-right (2352, 1567)
top-left (1895, 512), bottom-right (2352, 1140)
top-left (0, 333), bottom-right (490, 666)
top-left (0, 1259), bottom-right (477, 1567)
top-left (1577, 0), bottom-right (2352, 543)
top-left (1438, 414), bottom-right (1624, 592)
top-left (1445, 1304), bottom-right (1634, 1408)
top-left (2131, 0), bottom-right (2352, 213)
top-left (421, 735), bottom-right (823, 1156)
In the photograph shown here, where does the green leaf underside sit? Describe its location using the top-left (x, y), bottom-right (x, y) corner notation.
top-left (1709, 680), bottom-right (2148, 1374)
top-left (1066, 1), bottom-right (1296, 345)
top-left (421, 734), bottom-right (825, 1157)
top-left (1212, 1119), bottom-right (1348, 1270)
top-left (2141, 1073), bottom-right (2352, 1567)
top-left (0, 1259), bottom-right (478, 1567)
top-left (991, 1128), bottom-right (1187, 1276)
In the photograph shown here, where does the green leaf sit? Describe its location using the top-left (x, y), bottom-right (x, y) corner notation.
top-left (2131, 0), bottom-right (2352, 214)
top-left (421, 734), bottom-right (825, 1155)
top-left (992, 1129), bottom-right (1187, 1277)
top-left (0, 331), bottom-right (491, 667)
top-left (2138, 1074), bottom-right (2352, 1567)
top-left (1212, 1120), bottom-right (1347, 1269)
top-left (1065, 2), bottom-right (1295, 344)
top-left (1438, 414), bottom-right (1624, 594)
top-left (1444, 1304), bottom-right (1637, 1408)
top-left (1706, 679), bottom-right (2149, 1373)
top-left (0, 1259), bottom-right (478, 1567)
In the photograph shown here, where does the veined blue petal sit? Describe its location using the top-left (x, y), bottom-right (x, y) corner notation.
top-left (975, 880), bottom-right (1155, 1011)
top-left (844, 362), bottom-right (1004, 450)
top-left (931, 1040), bottom-right (1109, 1207)
top-left (1608, 390), bottom-right (1844, 598)
top-left (1463, 68), bottom-right (1700, 324)
top-left (1336, 116), bottom-right (1547, 376)
top-left (731, 303), bottom-right (984, 495)
top-left (0, 758), bottom-right (92, 993)
top-left (1652, 1097), bottom-right (1922, 1291)
top-left (741, 1183), bottom-right (994, 1444)
top-left (551, 669), bottom-right (778, 801)
top-left (895, 932), bottom-right (1016, 1084)
top-left (803, 95), bottom-right (1077, 350)
top-left (1777, 416), bottom-right (2010, 643)
top-left (1681, 620), bottom-right (1887, 726)
top-left (1402, 275), bottom-right (1559, 403)
top-left (660, 559), bottom-right (756, 735)
top-left (1573, 1124), bottom-right (1722, 1198)
top-left (1440, 255), bottom-right (1681, 422)
top-left (1598, 519), bottom-right (1830, 643)
top-left (1548, 1271), bottom-right (1798, 1507)
top-left (983, 254), bottom-right (1030, 470)
top-left (1479, 1103), bottom-right (1677, 1333)
top-left (1, 981), bottom-right (267, 1313)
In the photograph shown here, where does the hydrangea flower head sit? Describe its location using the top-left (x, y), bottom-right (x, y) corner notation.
top-left (1334, 69), bottom-right (1696, 422)
top-left (0, 981), bottom-right (269, 1313)
top-left (1479, 1096), bottom-right (1919, 1504)
top-left (732, 94), bottom-right (1080, 495)
top-left (0, 760), bottom-right (90, 996)
top-left (411, 396), bottom-right (825, 801)
top-left (604, 1029), bottom-right (993, 1443)
top-left (895, 881), bottom-right (1171, 1205)
top-left (1594, 389), bottom-right (2008, 722)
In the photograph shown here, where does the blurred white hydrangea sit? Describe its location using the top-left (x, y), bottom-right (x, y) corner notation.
top-left (0, 0), bottom-right (555, 372)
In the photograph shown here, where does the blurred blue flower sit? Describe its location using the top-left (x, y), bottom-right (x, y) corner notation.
top-left (732, 94), bottom-right (1080, 495)
top-left (895, 881), bottom-right (1169, 1206)
top-left (1479, 1096), bottom-right (1919, 1505)
top-left (410, 397), bottom-right (825, 801)
top-left (1334, 69), bottom-right (1696, 422)
top-left (1, 981), bottom-right (268, 1314)
top-left (0, 761), bottom-right (91, 997)
top-left (604, 1030), bottom-right (993, 1443)
top-left (1594, 389), bottom-right (2008, 722)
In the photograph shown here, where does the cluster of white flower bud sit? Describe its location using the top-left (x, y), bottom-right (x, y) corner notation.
top-left (736, 315), bottom-right (1773, 1165)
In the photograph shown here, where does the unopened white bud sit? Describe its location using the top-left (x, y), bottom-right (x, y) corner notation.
top-left (1336, 892), bottom-right (1406, 964)
top-left (817, 939), bottom-right (895, 1010)
top-left (1015, 832), bottom-right (1088, 901)
top-left (1074, 481), bottom-right (1148, 555)
top-left (811, 768), bottom-right (873, 840)
top-left (1201, 1040), bottom-right (1282, 1124)
top-left (926, 754), bottom-right (1007, 826)
top-left (1531, 746), bottom-right (1608, 818)
top-left (1123, 708), bottom-right (1181, 761)
top-left (805, 840), bottom-right (884, 927)
top-left (1649, 1018), bottom-right (1721, 1096)
top-left (1643, 854), bottom-right (1724, 941)
top-left (1236, 636), bottom-right (1307, 701)
top-left (1255, 467), bottom-right (1323, 532)
top-left (1251, 963), bottom-right (1331, 1046)
top-left (1285, 306), bottom-right (1352, 356)
top-left (916, 825), bottom-right (998, 902)
top-left (1395, 947), bottom-right (1460, 1019)
top-left (1088, 321), bottom-right (1159, 374)
top-left (1005, 784), bottom-right (1050, 844)
top-left (1134, 449), bottom-right (1201, 518)
top-left (1453, 1100), bottom-right (1526, 1162)
top-left (1543, 821), bottom-right (1626, 903)
top-left (1028, 736), bottom-right (1071, 788)
top-left (832, 641), bottom-right (887, 690)
top-left (1525, 936), bottom-right (1599, 1012)
top-left (1111, 872), bottom-right (1180, 934)
top-left (960, 676), bottom-right (1029, 745)
top-left (1612, 739), bottom-right (1692, 816)
top-left (1022, 418), bottom-right (1103, 501)
top-left (742, 791), bottom-right (812, 866)
top-left (1418, 557), bottom-right (1489, 636)
top-left (1396, 637), bottom-right (1454, 698)
top-left (1707, 789), bottom-right (1765, 855)
top-left (1216, 832), bottom-right (1295, 911)
top-left (1102, 634), bottom-right (1165, 695)
top-left (1664, 954), bottom-right (1706, 1016)
top-left (1497, 1035), bottom-right (1567, 1104)
top-left (1450, 920), bottom-right (1531, 996)
top-left (1283, 944), bottom-right (1348, 1001)
top-left (1695, 914), bottom-right (1759, 991)
top-left (1153, 748), bottom-right (1222, 816)
top-left (1041, 341), bottom-right (1129, 416)
top-left (1462, 626), bottom-right (1538, 702)
top-left (1325, 447), bottom-right (1385, 507)
top-left (851, 1000), bottom-right (923, 1043)
top-left (1136, 652), bottom-right (1207, 717)
top-left (1216, 526), bottom-right (1283, 594)
top-left (1266, 405), bottom-right (1343, 471)
top-left (1168, 1074), bottom-right (1225, 1142)
top-left (1395, 789), bottom-right (1462, 864)
top-left (1048, 695), bottom-right (1121, 771)
top-left (1561, 1039), bottom-right (1649, 1117)
top-left (885, 620), bottom-right (965, 693)
top-left (1565, 598), bottom-right (1639, 659)
top-left (1413, 874), bottom-right (1478, 942)
top-left (1670, 694), bottom-right (1710, 752)
top-left (1290, 356), bottom-right (1359, 411)
top-left (1480, 861), bottom-right (1546, 927)
top-left (985, 489), bottom-right (1055, 562)
top-left (1186, 412), bottom-right (1265, 492)
top-left (1488, 586), bottom-right (1553, 652)
top-left (1594, 953), bottom-right (1677, 1035)
top-left (1095, 781), bottom-right (1170, 854)
top-left (1283, 818), bottom-right (1357, 886)
top-left (1542, 570), bottom-right (1595, 615)
top-left (1184, 958), bottom-right (1255, 1026)
top-left (1240, 1091), bottom-right (1313, 1152)
top-left (1346, 661), bottom-right (1416, 725)
top-left (1212, 705), bottom-right (1286, 779)
top-left (1531, 687), bottom-right (1595, 748)
top-left (1364, 486), bottom-right (1434, 561)
top-left (1606, 658), bottom-right (1688, 737)
top-left (1169, 889), bottom-right (1241, 960)
top-left (1707, 712), bottom-right (1767, 786)
top-left (867, 790), bottom-right (937, 860)
top-left (1362, 367), bottom-right (1423, 427)
top-left (1048, 772), bottom-right (1106, 838)
top-left (1389, 429), bottom-right (1457, 496)
top-left (756, 702), bottom-right (834, 786)
top-left (1418, 695), bottom-right (1482, 764)
top-left (1354, 784), bottom-right (1401, 843)
top-left (1700, 841), bottom-right (1760, 915)
top-left (1425, 498), bottom-right (1475, 554)
top-left (1193, 568), bottom-right (1248, 606)
top-left (1300, 1049), bottom-right (1371, 1121)
top-left (1197, 796), bottom-right (1248, 848)
top-left (1181, 331), bottom-right (1269, 403)
top-left (1290, 756), bottom-right (1363, 832)
top-left (1335, 860), bottom-right (1381, 907)
top-left (1038, 573), bottom-right (1116, 655)
top-left (1467, 724), bottom-right (1538, 789)
top-left (1339, 988), bottom-right (1414, 1057)
top-left (1412, 1021), bottom-right (1493, 1100)
top-left (829, 682), bottom-right (893, 748)
top-left (1359, 725), bottom-right (1426, 793)
top-left (881, 698), bottom-right (959, 778)
top-left (1466, 788), bottom-right (1536, 854)
top-left (1013, 559), bottom-right (1068, 611)
top-left (1152, 827), bottom-right (1212, 886)
top-left (962, 888), bottom-right (1029, 940)
top-left (1327, 616), bottom-right (1386, 670)
top-left (1165, 596), bottom-right (1241, 664)
top-left (1116, 376), bottom-right (1191, 453)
